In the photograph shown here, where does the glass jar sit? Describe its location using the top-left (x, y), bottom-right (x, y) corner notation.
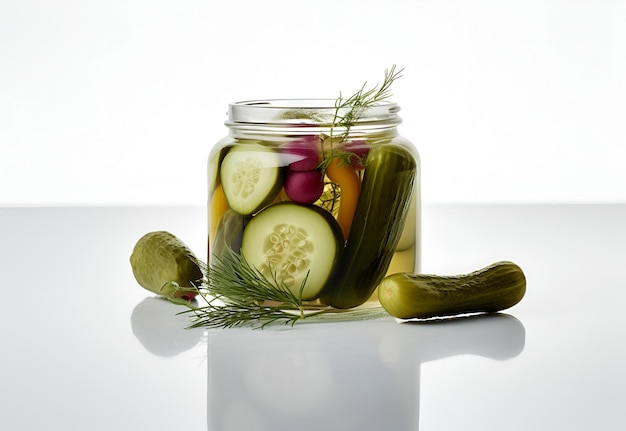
top-left (208, 99), bottom-right (420, 308)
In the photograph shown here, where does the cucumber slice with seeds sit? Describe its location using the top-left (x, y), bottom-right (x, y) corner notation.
top-left (220, 143), bottom-right (283, 215)
top-left (241, 203), bottom-right (343, 300)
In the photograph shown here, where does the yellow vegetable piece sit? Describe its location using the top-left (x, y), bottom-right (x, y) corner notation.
top-left (325, 157), bottom-right (361, 239)
top-left (209, 185), bottom-right (229, 244)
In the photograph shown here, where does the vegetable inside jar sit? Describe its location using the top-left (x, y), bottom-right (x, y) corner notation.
top-left (208, 99), bottom-right (421, 308)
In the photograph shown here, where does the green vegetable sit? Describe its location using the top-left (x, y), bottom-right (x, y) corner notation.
top-left (378, 261), bottom-right (526, 319)
top-left (241, 202), bottom-right (344, 300)
top-left (319, 143), bottom-right (417, 309)
top-left (220, 142), bottom-right (283, 215)
top-left (211, 209), bottom-right (247, 260)
top-left (130, 231), bottom-right (204, 302)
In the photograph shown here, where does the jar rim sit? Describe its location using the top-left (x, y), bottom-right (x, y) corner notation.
top-left (226, 99), bottom-right (401, 129)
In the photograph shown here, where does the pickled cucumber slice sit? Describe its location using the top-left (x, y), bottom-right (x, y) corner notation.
top-left (220, 143), bottom-right (283, 215)
top-left (240, 203), bottom-right (343, 300)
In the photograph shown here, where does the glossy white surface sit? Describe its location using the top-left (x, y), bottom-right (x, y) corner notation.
top-left (1, 205), bottom-right (625, 430)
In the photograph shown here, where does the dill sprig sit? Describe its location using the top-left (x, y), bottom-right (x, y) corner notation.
top-left (319, 64), bottom-right (404, 170)
top-left (332, 64), bottom-right (404, 138)
top-left (185, 300), bottom-right (303, 329)
top-left (179, 249), bottom-right (389, 329)
top-left (182, 249), bottom-right (307, 328)
top-left (204, 249), bottom-right (304, 308)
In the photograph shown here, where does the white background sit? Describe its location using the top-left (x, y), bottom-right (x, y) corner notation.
top-left (1, 0), bottom-right (625, 206)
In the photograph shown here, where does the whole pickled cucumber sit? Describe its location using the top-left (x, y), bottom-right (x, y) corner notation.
top-left (130, 231), bottom-right (204, 302)
top-left (319, 143), bottom-right (418, 309)
top-left (378, 261), bottom-right (526, 319)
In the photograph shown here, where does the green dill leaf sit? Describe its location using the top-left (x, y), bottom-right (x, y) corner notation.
top-left (320, 65), bottom-right (404, 172)
top-left (179, 249), bottom-right (393, 329)
top-left (331, 65), bottom-right (404, 140)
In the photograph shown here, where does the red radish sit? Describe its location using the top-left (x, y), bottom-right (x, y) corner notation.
top-left (284, 170), bottom-right (324, 204)
top-left (280, 135), bottom-right (321, 171)
top-left (339, 139), bottom-right (370, 170)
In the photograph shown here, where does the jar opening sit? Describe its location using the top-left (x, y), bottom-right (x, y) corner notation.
top-left (226, 99), bottom-right (401, 130)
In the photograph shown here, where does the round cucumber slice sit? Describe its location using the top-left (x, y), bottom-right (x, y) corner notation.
top-left (241, 203), bottom-right (343, 300)
top-left (220, 143), bottom-right (283, 215)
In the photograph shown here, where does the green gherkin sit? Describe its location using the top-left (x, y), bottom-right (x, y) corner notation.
top-left (378, 261), bottom-right (526, 319)
top-left (130, 231), bottom-right (204, 302)
top-left (319, 143), bottom-right (417, 309)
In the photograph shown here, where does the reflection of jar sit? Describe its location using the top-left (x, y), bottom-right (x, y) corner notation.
top-left (208, 100), bottom-right (420, 308)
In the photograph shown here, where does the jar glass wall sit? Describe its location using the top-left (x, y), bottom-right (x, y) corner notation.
top-left (208, 99), bottom-right (420, 308)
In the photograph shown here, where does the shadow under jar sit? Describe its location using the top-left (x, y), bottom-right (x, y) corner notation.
top-left (208, 99), bottom-right (420, 309)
